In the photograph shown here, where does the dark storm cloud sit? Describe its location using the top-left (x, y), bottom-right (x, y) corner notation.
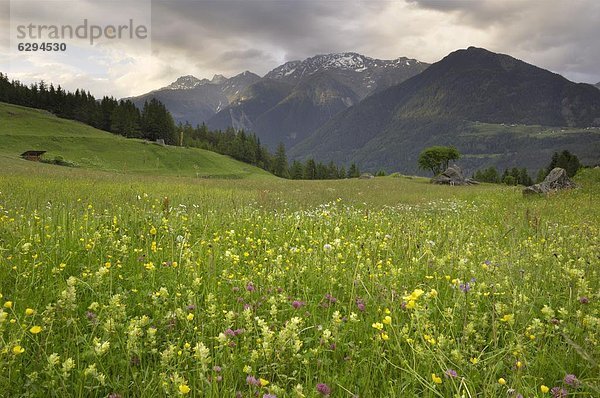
top-left (2, 0), bottom-right (599, 97)
top-left (149, 0), bottom-right (384, 74)
top-left (216, 48), bottom-right (271, 71)
top-left (145, 0), bottom-right (600, 83)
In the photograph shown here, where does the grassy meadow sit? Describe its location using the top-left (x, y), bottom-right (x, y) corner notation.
top-left (0, 102), bottom-right (270, 179)
top-left (1, 103), bottom-right (599, 397)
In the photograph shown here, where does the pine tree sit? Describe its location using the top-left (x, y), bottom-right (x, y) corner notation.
top-left (272, 143), bottom-right (289, 178)
top-left (304, 159), bottom-right (317, 180)
top-left (316, 162), bottom-right (328, 179)
top-left (546, 150), bottom-right (581, 177)
top-left (518, 168), bottom-right (532, 186)
top-left (290, 160), bottom-right (304, 179)
top-left (348, 162), bottom-right (360, 178)
top-left (141, 98), bottom-right (176, 143)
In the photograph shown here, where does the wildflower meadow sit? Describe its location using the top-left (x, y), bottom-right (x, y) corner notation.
top-left (0, 165), bottom-right (598, 397)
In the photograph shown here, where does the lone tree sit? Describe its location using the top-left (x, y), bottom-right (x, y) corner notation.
top-left (418, 146), bottom-right (460, 176)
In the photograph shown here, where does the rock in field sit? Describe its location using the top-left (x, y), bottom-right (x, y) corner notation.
top-left (431, 165), bottom-right (479, 185)
top-left (523, 167), bottom-right (576, 194)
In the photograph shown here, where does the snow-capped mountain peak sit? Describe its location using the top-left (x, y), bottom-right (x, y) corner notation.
top-left (265, 52), bottom-right (424, 83)
top-left (164, 75), bottom-right (206, 90)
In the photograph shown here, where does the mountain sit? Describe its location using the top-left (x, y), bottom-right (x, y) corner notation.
top-left (207, 52), bottom-right (428, 148)
top-left (128, 71), bottom-right (261, 125)
top-left (206, 79), bottom-right (293, 132)
top-left (251, 71), bottom-right (361, 147)
top-left (595, 82), bottom-right (600, 90)
top-left (265, 52), bottom-right (427, 98)
top-left (291, 47), bottom-right (600, 174)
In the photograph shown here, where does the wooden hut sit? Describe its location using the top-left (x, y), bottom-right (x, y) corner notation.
top-left (20, 150), bottom-right (46, 161)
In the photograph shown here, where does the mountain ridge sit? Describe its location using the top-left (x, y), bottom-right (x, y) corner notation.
top-left (128, 52), bottom-right (428, 130)
top-left (206, 52), bottom-right (428, 148)
top-left (290, 47), bottom-right (600, 173)
top-left (127, 71), bottom-right (261, 125)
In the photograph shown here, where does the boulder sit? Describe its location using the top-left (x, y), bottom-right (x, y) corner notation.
top-left (523, 167), bottom-right (576, 195)
top-left (359, 173), bottom-right (374, 179)
top-left (431, 165), bottom-right (479, 185)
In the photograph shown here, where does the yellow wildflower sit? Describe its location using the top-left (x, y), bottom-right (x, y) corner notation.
top-left (381, 332), bottom-right (389, 341)
top-left (404, 288), bottom-right (424, 302)
top-left (259, 378), bottom-right (269, 386)
top-left (13, 345), bottom-right (25, 355)
top-left (500, 314), bottom-right (514, 324)
top-left (515, 361), bottom-right (522, 369)
top-left (431, 373), bottom-right (442, 384)
top-left (498, 378), bottom-right (506, 385)
top-left (371, 322), bottom-right (383, 330)
top-left (541, 385), bottom-right (549, 393)
top-left (186, 313), bottom-right (194, 321)
top-left (178, 384), bottom-right (190, 394)
top-left (4, 301), bottom-right (13, 309)
top-left (383, 316), bottom-right (392, 325)
top-left (30, 325), bottom-right (43, 334)
top-left (25, 308), bottom-right (35, 316)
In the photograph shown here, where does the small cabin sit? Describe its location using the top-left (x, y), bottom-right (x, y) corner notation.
top-left (20, 150), bottom-right (46, 162)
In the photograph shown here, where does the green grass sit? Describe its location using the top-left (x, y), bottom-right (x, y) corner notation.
top-left (0, 103), bottom-right (599, 397)
top-left (0, 102), bottom-right (271, 179)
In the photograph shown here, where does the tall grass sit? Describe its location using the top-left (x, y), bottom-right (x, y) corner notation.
top-left (0, 164), bottom-right (598, 397)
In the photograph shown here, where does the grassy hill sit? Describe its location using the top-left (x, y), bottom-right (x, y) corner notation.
top-left (0, 102), bottom-right (272, 179)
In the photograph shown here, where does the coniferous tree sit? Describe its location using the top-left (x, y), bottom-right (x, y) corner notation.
top-left (348, 162), bottom-right (360, 178)
top-left (111, 100), bottom-right (141, 137)
top-left (272, 143), bottom-right (289, 178)
top-left (290, 160), bottom-right (304, 179)
top-left (546, 150), bottom-right (581, 177)
top-left (518, 168), bottom-right (532, 186)
top-left (304, 159), bottom-right (317, 180)
top-left (141, 98), bottom-right (177, 143)
top-left (316, 162), bottom-right (328, 179)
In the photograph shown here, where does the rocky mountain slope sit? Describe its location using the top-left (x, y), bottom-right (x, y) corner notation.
top-left (128, 71), bottom-right (261, 126)
top-left (207, 53), bottom-right (428, 148)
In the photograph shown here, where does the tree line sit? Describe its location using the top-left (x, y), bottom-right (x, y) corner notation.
top-left (0, 73), bottom-right (176, 143)
top-left (474, 150), bottom-right (582, 185)
top-left (180, 123), bottom-right (361, 179)
top-left (0, 74), bottom-right (355, 179)
top-left (418, 145), bottom-right (583, 186)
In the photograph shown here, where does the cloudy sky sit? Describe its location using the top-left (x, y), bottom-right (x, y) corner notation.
top-left (1, 0), bottom-right (599, 98)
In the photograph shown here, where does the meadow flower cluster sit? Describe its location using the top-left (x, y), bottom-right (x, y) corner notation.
top-left (0, 172), bottom-right (599, 397)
